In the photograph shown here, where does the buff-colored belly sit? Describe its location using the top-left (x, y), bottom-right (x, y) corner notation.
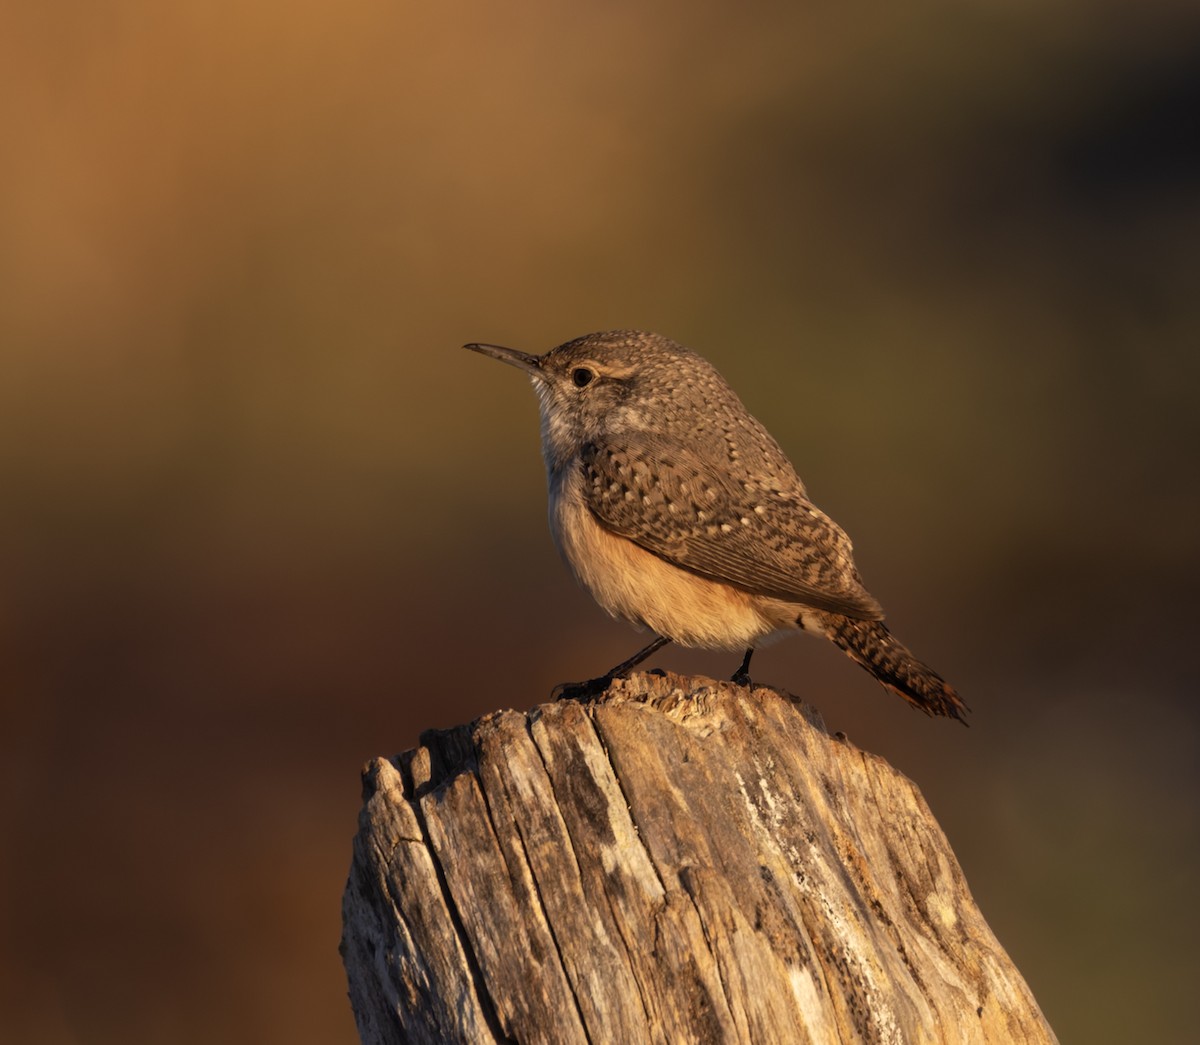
top-left (550, 489), bottom-right (800, 650)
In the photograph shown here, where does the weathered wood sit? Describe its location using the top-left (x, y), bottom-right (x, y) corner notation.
top-left (341, 673), bottom-right (1056, 1044)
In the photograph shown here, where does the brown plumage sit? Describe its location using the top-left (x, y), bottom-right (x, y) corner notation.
top-left (466, 330), bottom-right (969, 723)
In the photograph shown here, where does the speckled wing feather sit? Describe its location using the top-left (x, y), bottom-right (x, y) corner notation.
top-left (580, 439), bottom-right (885, 621)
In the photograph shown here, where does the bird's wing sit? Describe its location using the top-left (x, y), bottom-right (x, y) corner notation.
top-left (580, 438), bottom-right (885, 620)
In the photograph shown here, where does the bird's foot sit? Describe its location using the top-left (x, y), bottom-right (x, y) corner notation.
top-left (552, 675), bottom-right (614, 702)
top-left (730, 648), bottom-right (755, 687)
top-left (553, 636), bottom-right (673, 701)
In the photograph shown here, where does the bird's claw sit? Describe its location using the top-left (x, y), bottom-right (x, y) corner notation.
top-left (552, 675), bottom-right (614, 702)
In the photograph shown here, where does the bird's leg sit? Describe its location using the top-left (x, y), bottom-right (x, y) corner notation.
top-left (606, 635), bottom-right (673, 678)
top-left (554, 635), bottom-right (672, 701)
top-left (731, 647), bottom-right (755, 686)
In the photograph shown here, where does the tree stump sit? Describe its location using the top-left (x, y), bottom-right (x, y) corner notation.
top-left (340, 672), bottom-right (1056, 1044)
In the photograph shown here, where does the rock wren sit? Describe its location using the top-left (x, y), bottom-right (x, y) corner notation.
top-left (465, 330), bottom-right (967, 722)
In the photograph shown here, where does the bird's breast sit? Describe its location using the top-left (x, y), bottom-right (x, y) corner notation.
top-left (547, 466), bottom-right (798, 649)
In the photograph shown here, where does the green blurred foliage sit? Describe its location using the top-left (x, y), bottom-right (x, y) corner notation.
top-left (2, 2), bottom-right (1198, 1042)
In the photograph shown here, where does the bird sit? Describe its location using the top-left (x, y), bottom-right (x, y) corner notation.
top-left (464, 330), bottom-right (968, 722)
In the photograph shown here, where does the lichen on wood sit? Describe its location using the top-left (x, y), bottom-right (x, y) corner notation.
top-left (341, 673), bottom-right (1056, 1044)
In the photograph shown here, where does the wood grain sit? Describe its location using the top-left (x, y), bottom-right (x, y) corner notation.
top-left (341, 673), bottom-right (1056, 1044)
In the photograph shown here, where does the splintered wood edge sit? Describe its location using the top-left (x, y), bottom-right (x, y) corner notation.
top-left (341, 672), bottom-right (1057, 1045)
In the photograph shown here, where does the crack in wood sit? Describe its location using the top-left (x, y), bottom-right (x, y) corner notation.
top-left (342, 673), bottom-right (1058, 1044)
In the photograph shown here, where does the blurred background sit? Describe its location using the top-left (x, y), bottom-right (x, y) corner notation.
top-left (3, 1), bottom-right (1198, 1041)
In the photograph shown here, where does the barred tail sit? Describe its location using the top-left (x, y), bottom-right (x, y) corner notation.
top-left (819, 614), bottom-right (969, 724)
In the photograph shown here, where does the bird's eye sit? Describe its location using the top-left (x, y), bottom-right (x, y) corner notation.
top-left (572, 367), bottom-right (595, 388)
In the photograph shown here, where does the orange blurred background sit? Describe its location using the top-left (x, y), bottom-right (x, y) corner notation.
top-left (3, 2), bottom-right (1198, 1042)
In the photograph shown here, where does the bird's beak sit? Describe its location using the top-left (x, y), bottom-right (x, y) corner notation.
top-left (463, 342), bottom-right (543, 378)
